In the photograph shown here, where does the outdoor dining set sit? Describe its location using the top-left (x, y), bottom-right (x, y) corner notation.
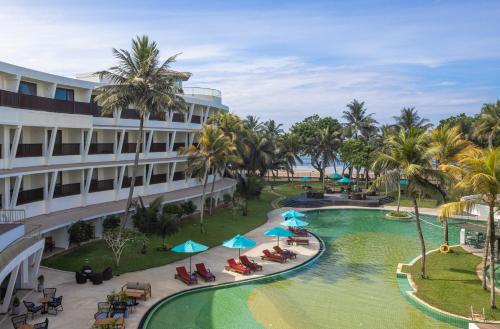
top-left (11, 288), bottom-right (63, 329)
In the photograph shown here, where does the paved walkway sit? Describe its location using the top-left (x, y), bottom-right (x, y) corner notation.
top-left (23, 207), bottom-right (320, 329)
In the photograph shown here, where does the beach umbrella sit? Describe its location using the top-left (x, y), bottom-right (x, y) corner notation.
top-left (280, 217), bottom-right (309, 227)
top-left (329, 172), bottom-right (342, 180)
top-left (223, 234), bottom-right (257, 257)
top-left (264, 227), bottom-right (293, 247)
top-left (399, 179), bottom-right (409, 186)
top-left (171, 240), bottom-right (208, 273)
top-left (300, 176), bottom-right (312, 186)
top-left (281, 210), bottom-right (306, 220)
top-left (338, 177), bottom-right (352, 184)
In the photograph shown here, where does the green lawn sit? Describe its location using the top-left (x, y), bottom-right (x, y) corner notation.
top-left (42, 183), bottom-right (302, 275)
top-left (402, 247), bottom-right (500, 320)
top-left (384, 191), bottom-right (440, 209)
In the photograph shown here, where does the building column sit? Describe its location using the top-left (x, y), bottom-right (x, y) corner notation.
top-left (8, 125), bottom-right (22, 168)
top-left (0, 263), bottom-right (21, 313)
top-left (169, 131), bottom-right (177, 152)
top-left (187, 104), bottom-right (195, 124)
top-left (9, 175), bottom-right (22, 208)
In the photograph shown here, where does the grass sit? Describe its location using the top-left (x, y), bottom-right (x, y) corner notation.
top-left (402, 247), bottom-right (500, 320)
top-left (384, 191), bottom-right (440, 209)
top-left (42, 183), bottom-right (304, 275)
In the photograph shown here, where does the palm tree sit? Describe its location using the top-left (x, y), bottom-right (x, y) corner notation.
top-left (241, 132), bottom-right (274, 176)
top-left (243, 115), bottom-right (263, 132)
top-left (94, 35), bottom-right (186, 228)
top-left (305, 127), bottom-right (340, 188)
top-left (439, 147), bottom-right (500, 308)
top-left (428, 124), bottom-right (472, 244)
top-left (180, 125), bottom-right (236, 232)
top-left (262, 120), bottom-right (284, 137)
top-left (393, 107), bottom-right (432, 132)
top-left (278, 134), bottom-right (303, 181)
top-left (474, 101), bottom-right (500, 148)
top-left (342, 99), bottom-right (378, 138)
top-left (372, 128), bottom-right (445, 278)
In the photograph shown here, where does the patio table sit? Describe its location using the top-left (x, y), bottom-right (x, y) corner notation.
top-left (94, 317), bottom-right (125, 328)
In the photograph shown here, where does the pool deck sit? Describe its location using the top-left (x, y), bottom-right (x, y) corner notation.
top-left (21, 208), bottom-right (320, 329)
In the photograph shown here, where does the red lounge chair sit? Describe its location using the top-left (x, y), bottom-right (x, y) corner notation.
top-left (261, 249), bottom-right (286, 263)
top-left (289, 227), bottom-right (310, 237)
top-left (287, 237), bottom-right (309, 246)
top-left (225, 259), bottom-right (251, 275)
top-left (239, 255), bottom-right (263, 272)
top-left (174, 266), bottom-right (198, 285)
top-left (273, 245), bottom-right (297, 259)
top-left (194, 263), bottom-right (216, 282)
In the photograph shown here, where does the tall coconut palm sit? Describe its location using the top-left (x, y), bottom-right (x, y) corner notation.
top-left (279, 133), bottom-right (303, 181)
top-left (393, 107), bottom-right (432, 132)
top-left (180, 125), bottom-right (236, 232)
top-left (439, 147), bottom-right (500, 309)
top-left (428, 124), bottom-right (473, 244)
top-left (243, 115), bottom-right (263, 133)
top-left (305, 127), bottom-right (340, 188)
top-left (241, 132), bottom-right (274, 176)
top-left (474, 101), bottom-right (500, 148)
top-left (372, 127), bottom-right (445, 278)
top-left (342, 99), bottom-right (378, 139)
top-left (94, 35), bottom-right (186, 228)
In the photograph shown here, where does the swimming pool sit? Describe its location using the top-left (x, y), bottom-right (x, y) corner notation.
top-left (143, 209), bottom-right (464, 329)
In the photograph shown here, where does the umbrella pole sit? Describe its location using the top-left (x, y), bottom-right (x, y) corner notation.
top-left (277, 236), bottom-right (279, 247)
top-left (238, 248), bottom-right (241, 258)
top-left (190, 255), bottom-right (192, 273)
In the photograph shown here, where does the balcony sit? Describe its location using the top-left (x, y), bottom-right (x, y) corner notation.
top-left (149, 112), bottom-right (165, 121)
top-left (53, 143), bottom-right (80, 156)
top-left (172, 113), bottom-right (185, 123)
top-left (89, 179), bottom-right (114, 193)
top-left (17, 187), bottom-right (44, 205)
top-left (53, 183), bottom-right (81, 198)
top-left (150, 173), bottom-right (167, 185)
top-left (121, 109), bottom-right (140, 120)
top-left (15, 143), bottom-right (43, 157)
top-left (173, 143), bottom-right (186, 152)
top-left (0, 89), bottom-right (112, 117)
top-left (121, 143), bottom-right (143, 154)
top-left (88, 143), bottom-right (114, 155)
top-left (172, 171), bottom-right (185, 181)
top-left (190, 115), bottom-right (202, 124)
top-left (183, 87), bottom-right (221, 99)
top-left (122, 176), bottom-right (143, 188)
top-left (149, 143), bottom-right (166, 153)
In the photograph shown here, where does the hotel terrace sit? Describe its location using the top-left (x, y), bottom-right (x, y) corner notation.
top-left (0, 61), bottom-right (234, 314)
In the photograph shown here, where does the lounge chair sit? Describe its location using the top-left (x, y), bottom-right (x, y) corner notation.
top-left (289, 227), bottom-right (310, 237)
top-left (175, 266), bottom-right (198, 285)
top-left (273, 246), bottom-right (297, 259)
top-left (121, 282), bottom-right (152, 300)
top-left (90, 272), bottom-right (103, 285)
top-left (261, 249), bottom-right (286, 263)
top-left (33, 318), bottom-right (49, 329)
top-left (287, 237), bottom-right (309, 246)
top-left (24, 300), bottom-right (44, 319)
top-left (194, 263), bottom-right (216, 282)
top-left (239, 255), bottom-right (263, 271)
top-left (47, 296), bottom-right (63, 315)
top-left (225, 258), bottom-right (251, 275)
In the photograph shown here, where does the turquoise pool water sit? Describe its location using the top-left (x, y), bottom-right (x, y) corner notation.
top-left (144, 209), bottom-right (464, 329)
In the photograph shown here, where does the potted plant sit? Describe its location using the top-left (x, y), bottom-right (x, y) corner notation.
top-left (11, 296), bottom-right (20, 315)
top-left (37, 275), bottom-right (44, 292)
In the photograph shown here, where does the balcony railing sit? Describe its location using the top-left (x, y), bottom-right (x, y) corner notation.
top-left (89, 179), bottom-right (114, 193)
top-left (183, 87), bottom-right (221, 99)
top-left (121, 143), bottom-right (143, 153)
top-left (149, 112), bottom-right (165, 121)
top-left (190, 115), bottom-right (202, 124)
top-left (53, 183), bottom-right (81, 198)
top-left (53, 143), bottom-right (80, 156)
top-left (172, 172), bottom-right (185, 181)
top-left (122, 176), bottom-right (143, 188)
top-left (150, 173), bottom-right (167, 185)
top-left (120, 108), bottom-right (141, 120)
top-left (17, 188), bottom-right (44, 205)
top-left (15, 144), bottom-right (43, 157)
top-left (0, 89), bottom-right (112, 117)
top-left (172, 113), bottom-right (185, 123)
top-left (149, 143), bottom-right (166, 153)
top-left (88, 143), bottom-right (114, 155)
top-left (173, 143), bottom-right (185, 152)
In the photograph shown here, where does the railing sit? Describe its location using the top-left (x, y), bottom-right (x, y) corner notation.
top-left (149, 143), bottom-right (166, 152)
top-left (121, 143), bottom-right (142, 153)
top-left (173, 143), bottom-right (185, 152)
top-left (17, 188), bottom-right (44, 205)
top-left (53, 183), bottom-right (81, 198)
top-left (122, 176), bottom-right (143, 188)
top-left (88, 143), bottom-right (114, 155)
top-left (0, 209), bottom-right (26, 224)
top-left (89, 179), bottom-right (114, 193)
top-left (172, 113), bottom-right (185, 122)
top-left (121, 109), bottom-right (140, 120)
top-left (183, 87), bottom-right (221, 99)
top-left (15, 143), bottom-right (43, 157)
top-left (149, 112), bottom-right (165, 121)
top-left (190, 115), bottom-right (202, 124)
top-left (172, 172), bottom-right (185, 181)
top-left (53, 143), bottom-right (80, 156)
top-left (150, 174), bottom-right (167, 185)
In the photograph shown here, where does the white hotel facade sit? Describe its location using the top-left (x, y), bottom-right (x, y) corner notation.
top-left (0, 61), bottom-right (234, 313)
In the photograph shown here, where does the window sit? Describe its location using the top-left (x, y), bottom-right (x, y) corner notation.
top-left (18, 81), bottom-right (37, 96)
top-left (55, 87), bottom-right (74, 101)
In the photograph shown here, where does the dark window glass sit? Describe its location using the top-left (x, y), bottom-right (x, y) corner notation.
top-left (55, 87), bottom-right (74, 101)
top-left (18, 81), bottom-right (37, 96)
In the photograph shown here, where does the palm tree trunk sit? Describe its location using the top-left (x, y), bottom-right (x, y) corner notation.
top-left (412, 196), bottom-right (427, 278)
top-left (483, 225), bottom-right (490, 290)
top-left (122, 115), bottom-right (144, 229)
top-left (443, 220), bottom-right (449, 245)
top-left (199, 166), bottom-right (210, 233)
top-left (209, 167), bottom-right (218, 215)
top-left (397, 181), bottom-right (401, 213)
top-left (333, 160), bottom-right (337, 174)
top-left (364, 168), bottom-right (369, 189)
top-left (489, 202), bottom-right (497, 308)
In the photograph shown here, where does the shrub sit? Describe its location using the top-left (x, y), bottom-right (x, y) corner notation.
top-left (103, 215), bottom-right (120, 231)
top-left (204, 197), bottom-right (215, 208)
top-left (133, 197), bottom-right (162, 234)
top-left (180, 200), bottom-right (197, 215)
top-left (223, 193), bottom-right (232, 205)
top-left (68, 220), bottom-right (94, 245)
top-left (163, 204), bottom-right (182, 217)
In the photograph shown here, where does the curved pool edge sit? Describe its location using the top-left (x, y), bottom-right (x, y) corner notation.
top-left (396, 245), bottom-right (496, 328)
top-left (138, 231), bottom-right (326, 329)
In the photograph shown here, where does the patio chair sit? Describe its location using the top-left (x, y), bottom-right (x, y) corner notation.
top-left (47, 296), bottom-right (63, 315)
top-left (239, 255), bottom-right (263, 271)
top-left (33, 318), bottom-right (49, 329)
top-left (273, 245), bottom-right (297, 259)
top-left (175, 266), bottom-right (198, 285)
top-left (23, 300), bottom-right (44, 319)
top-left (11, 314), bottom-right (27, 329)
top-left (102, 267), bottom-right (113, 281)
top-left (43, 288), bottom-right (56, 300)
top-left (111, 302), bottom-right (128, 318)
top-left (94, 302), bottom-right (111, 319)
top-left (225, 258), bottom-right (251, 274)
top-left (89, 272), bottom-right (103, 285)
top-left (75, 271), bottom-right (87, 284)
top-left (121, 282), bottom-right (152, 300)
top-left (261, 249), bottom-right (287, 263)
top-left (194, 263), bottom-right (216, 282)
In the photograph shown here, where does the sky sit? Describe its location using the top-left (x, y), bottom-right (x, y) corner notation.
top-left (1, 0), bottom-right (499, 128)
